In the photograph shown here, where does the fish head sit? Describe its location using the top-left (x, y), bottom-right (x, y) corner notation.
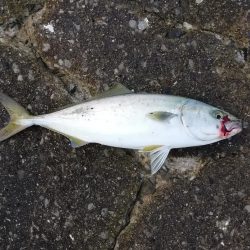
top-left (181, 100), bottom-right (242, 142)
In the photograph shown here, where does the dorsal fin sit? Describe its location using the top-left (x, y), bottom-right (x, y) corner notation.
top-left (95, 83), bottom-right (132, 99)
top-left (53, 83), bottom-right (132, 112)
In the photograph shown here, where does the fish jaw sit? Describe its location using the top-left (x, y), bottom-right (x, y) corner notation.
top-left (219, 116), bottom-right (242, 138)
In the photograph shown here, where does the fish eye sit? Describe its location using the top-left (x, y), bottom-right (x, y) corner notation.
top-left (211, 110), bottom-right (225, 120)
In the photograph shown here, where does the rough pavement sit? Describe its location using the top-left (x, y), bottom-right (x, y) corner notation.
top-left (0, 1), bottom-right (249, 249)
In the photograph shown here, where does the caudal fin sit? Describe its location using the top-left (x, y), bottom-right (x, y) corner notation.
top-left (0, 92), bottom-right (32, 142)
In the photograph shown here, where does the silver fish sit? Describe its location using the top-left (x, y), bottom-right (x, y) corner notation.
top-left (0, 84), bottom-right (242, 174)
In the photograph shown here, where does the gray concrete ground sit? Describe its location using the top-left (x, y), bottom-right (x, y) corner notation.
top-left (0, 1), bottom-right (249, 249)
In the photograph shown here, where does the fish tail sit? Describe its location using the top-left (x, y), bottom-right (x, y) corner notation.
top-left (0, 92), bottom-right (33, 142)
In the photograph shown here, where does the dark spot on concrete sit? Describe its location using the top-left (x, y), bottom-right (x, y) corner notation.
top-left (166, 28), bottom-right (186, 39)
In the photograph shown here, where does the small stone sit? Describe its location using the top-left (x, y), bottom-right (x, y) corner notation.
top-left (64, 215), bottom-right (74, 228)
top-left (74, 23), bottom-right (81, 31)
top-left (69, 234), bottom-right (75, 241)
top-left (129, 20), bottom-right (137, 29)
top-left (101, 208), bottom-right (108, 217)
top-left (58, 59), bottom-right (64, 66)
top-left (244, 205), bottom-right (250, 213)
top-left (99, 231), bottom-right (109, 239)
top-left (196, 0), bottom-right (204, 4)
top-left (64, 59), bottom-right (72, 68)
top-left (44, 198), bottom-right (50, 208)
top-left (216, 219), bottom-right (230, 232)
top-left (141, 61), bottom-right (147, 68)
top-left (68, 39), bottom-right (75, 44)
top-left (39, 195), bottom-right (44, 200)
top-left (12, 63), bottom-right (20, 73)
top-left (188, 59), bottom-right (195, 70)
top-left (28, 70), bottom-right (35, 81)
top-left (235, 51), bottom-right (245, 64)
top-left (42, 43), bottom-right (51, 52)
top-left (183, 22), bottom-right (195, 30)
top-left (95, 68), bottom-right (102, 77)
top-left (17, 170), bottom-right (25, 180)
top-left (43, 23), bottom-right (54, 33)
top-left (138, 18), bottom-right (149, 31)
top-left (161, 44), bottom-right (167, 51)
top-left (118, 62), bottom-right (125, 71)
top-left (17, 75), bottom-right (23, 81)
top-left (87, 203), bottom-right (95, 210)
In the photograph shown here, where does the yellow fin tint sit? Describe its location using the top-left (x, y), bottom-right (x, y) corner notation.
top-left (0, 122), bottom-right (28, 142)
top-left (0, 92), bottom-right (31, 142)
top-left (142, 145), bottom-right (163, 152)
top-left (41, 125), bottom-right (88, 148)
top-left (69, 136), bottom-right (88, 148)
top-left (0, 92), bottom-right (30, 120)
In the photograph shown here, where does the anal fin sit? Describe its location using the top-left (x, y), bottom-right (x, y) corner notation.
top-left (69, 136), bottom-right (88, 148)
top-left (41, 125), bottom-right (88, 148)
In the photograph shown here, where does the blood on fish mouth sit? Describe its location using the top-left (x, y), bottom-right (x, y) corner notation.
top-left (220, 115), bottom-right (242, 137)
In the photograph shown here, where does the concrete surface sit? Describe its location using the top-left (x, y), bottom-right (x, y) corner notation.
top-left (0, 0), bottom-right (249, 249)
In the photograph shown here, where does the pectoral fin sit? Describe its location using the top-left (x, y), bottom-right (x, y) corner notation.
top-left (149, 146), bottom-right (171, 175)
top-left (147, 112), bottom-right (177, 122)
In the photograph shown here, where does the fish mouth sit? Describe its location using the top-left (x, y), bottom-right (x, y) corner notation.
top-left (223, 120), bottom-right (242, 136)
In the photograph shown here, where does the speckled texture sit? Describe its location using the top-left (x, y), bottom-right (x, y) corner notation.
top-left (0, 0), bottom-right (249, 249)
top-left (0, 44), bottom-right (142, 249)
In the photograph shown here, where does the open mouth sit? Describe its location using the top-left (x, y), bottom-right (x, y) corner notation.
top-left (221, 116), bottom-right (242, 137)
top-left (224, 122), bottom-right (241, 133)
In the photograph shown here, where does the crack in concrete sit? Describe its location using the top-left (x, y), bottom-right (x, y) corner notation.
top-left (112, 178), bottom-right (145, 250)
top-left (1, 7), bottom-right (82, 103)
top-left (1, 2), bottom-right (249, 249)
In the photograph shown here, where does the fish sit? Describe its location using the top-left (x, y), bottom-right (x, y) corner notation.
top-left (0, 84), bottom-right (243, 174)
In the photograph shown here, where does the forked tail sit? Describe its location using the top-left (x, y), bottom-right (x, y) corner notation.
top-left (0, 92), bottom-right (33, 142)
